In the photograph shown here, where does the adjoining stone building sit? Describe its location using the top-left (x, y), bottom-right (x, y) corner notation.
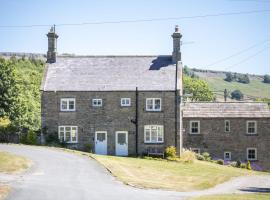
top-left (41, 26), bottom-right (182, 156)
top-left (183, 102), bottom-right (270, 171)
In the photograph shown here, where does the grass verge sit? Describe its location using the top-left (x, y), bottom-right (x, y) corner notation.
top-left (0, 185), bottom-right (10, 200)
top-left (91, 154), bottom-right (262, 192)
top-left (0, 151), bottom-right (31, 173)
top-left (191, 193), bottom-right (270, 200)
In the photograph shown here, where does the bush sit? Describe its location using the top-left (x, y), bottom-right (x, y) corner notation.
top-left (45, 131), bottom-right (60, 145)
top-left (196, 154), bottom-right (205, 161)
top-left (165, 146), bottom-right (177, 159)
top-left (237, 74), bottom-right (250, 84)
top-left (236, 160), bottom-right (242, 168)
top-left (216, 159), bottom-right (224, 165)
top-left (202, 152), bottom-right (211, 161)
top-left (84, 143), bottom-right (92, 153)
top-left (246, 160), bottom-right (252, 170)
top-left (224, 72), bottom-right (233, 82)
top-left (241, 163), bottom-right (247, 168)
top-left (230, 161), bottom-right (237, 167)
top-left (20, 130), bottom-right (37, 145)
top-left (263, 74), bottom-right (270, 84)
top-left (231, 90), bottom-right (244, 100)
top-left (180, 150), bottom-right (196, 163)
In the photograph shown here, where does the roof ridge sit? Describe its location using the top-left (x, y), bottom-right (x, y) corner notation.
top-left (58, 55), bottom-right (171, 58)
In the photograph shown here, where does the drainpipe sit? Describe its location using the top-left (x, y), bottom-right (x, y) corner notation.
top-left (135, 87), bottom-right (139, 155)
top-left (175, 62), bottom-right (179, 150)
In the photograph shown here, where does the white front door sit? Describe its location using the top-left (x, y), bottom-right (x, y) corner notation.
top-left (115, 131), bottom-right (128, 156)
top-left (95, 131), bottom-right (107, 155)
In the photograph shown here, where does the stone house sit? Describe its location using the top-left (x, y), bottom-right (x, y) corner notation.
top-left (41, 26), bottom-right (182, 156)
top-left (41, 26), bottom-right (270, 170)
top-left (183, 102), bottom-right (270, 170)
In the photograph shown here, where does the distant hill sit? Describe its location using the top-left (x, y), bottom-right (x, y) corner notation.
top-left (190, 68), bottom-right (270, 101)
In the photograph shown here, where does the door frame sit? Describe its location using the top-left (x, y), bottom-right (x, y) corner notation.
top-left (115, 131), bottom-right (128, 156)
top-left (95, 131), bottom-right (108, 155)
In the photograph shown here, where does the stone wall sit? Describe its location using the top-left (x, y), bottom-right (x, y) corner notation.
top-left (183, 118), bottom-right (270, 171)
top-left (41, 91), bottom-right (179, 155)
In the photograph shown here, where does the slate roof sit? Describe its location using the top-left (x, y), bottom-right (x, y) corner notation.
top-left (41, 56), bottom-right (181, 91)
top-left (183, 102), bottom-right (270, 118)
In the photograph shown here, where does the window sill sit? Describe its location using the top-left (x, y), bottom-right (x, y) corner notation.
top-left (189, 133), bottom-right (201, 135)
top-left (60, 110), bottom-right (76, 112)
top-left (144, 142), bottom-right (164, 144)
top-left (245, 133), bottom-right (258, 136)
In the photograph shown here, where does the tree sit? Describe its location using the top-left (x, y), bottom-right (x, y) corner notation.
top-left (237, 74), bottom-right (250, 84)
top-left (183, 76), bottom-right (214, 101)
top-left (231, 90), bottom-right (244, 100)
top-left (263, 74), bottom-right (270, 84)
top-left (224, 72), bottom-right (233, 82)
top-left (0, 58), bottom-right (18, 120)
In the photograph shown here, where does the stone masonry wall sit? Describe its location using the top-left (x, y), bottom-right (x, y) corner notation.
top-left (41, 91), bottom-right (179, 155)
top-left (183, 118), bottom-right (270, 171)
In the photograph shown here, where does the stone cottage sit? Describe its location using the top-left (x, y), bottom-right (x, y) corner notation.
top-left (41, 26), bottom-right (183, 156)
top-left (183, 102), bottom-right (270, 171)
top-left (41, 26), bottom-right (270, 170)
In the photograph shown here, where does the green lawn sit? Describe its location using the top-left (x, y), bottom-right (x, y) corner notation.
top-left (92, 154), bottom-right (262, 192)
top-left (0, 151), bottom-right (31, 173)
top-left (191, 193), bottom-right (270, 200)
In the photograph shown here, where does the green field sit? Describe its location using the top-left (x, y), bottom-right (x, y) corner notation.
top-left (195, 71), bottom-right (270, 100)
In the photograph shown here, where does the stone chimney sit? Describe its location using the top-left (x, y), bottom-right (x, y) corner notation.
top-left (171, 25), bottom-right (182, 63)
top-left (46, 26), bottom-right (58, 63)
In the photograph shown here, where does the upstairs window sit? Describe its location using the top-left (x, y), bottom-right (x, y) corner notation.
top-left (58, 126), bottom-right (78, 143)
top-left (225, 120), bottom-right (230, 133)
top-left (60, 98), bottom-right (75, 111)
top-left (146, 98), bottom-right (161, 111)
top-left (92, 99), bottom-right (102, 107)
top-left (190, 121), bottom-right (200, 134)
top-left (247, 148), bottom-right (257, 161)
top-left (144, 125), bottom-right (164, 143)
top-left (121, 98), bottom-right (131, 107)
top-left (247, 121), bottom-right (257, 134)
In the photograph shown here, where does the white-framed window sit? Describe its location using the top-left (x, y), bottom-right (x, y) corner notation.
top-left (190, 121), bottom-right (200, 134)
top-left (146, 98), bottom-right (161, 111)
top-left (60, 98), bottom-right (75, 111)
top-left (144, 125), bottom-right (164, 143)
top-left (121, 98), bottom-right (131, 107)
top-left (225, 120), bottom-right (230, 133)
top-left (247, 148), bottom-right (257, 161)
top-left (246, 121), bottom-right (257, 134)
top-left (92, 99), bottom-right (102, 107)
top-left (224, 151), bottom-right (231, 161)
top-left (58, 126), bottom-right (78, 143)
top-left (191, 148), bottom-right (200, 154)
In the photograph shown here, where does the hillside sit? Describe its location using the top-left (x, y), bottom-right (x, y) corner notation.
top-left (191, 68), bottom-right (270, 101)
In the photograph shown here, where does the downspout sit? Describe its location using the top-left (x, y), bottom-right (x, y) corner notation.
top-left (135, 87), bottom-right (139, 155)
top-left (175, 61), bottom-right (179, 149)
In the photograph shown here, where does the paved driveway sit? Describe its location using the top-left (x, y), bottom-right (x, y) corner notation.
top-left (1, 144), bottom-right (270, 200)
top-left (0, 144), bottom-right (186, 200)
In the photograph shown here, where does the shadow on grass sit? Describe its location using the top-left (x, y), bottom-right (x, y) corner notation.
top-left (240, 187), bottom-right (270, 193)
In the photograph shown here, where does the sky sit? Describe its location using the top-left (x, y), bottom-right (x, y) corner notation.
top-left (1, 0), bottom-right (270, 75)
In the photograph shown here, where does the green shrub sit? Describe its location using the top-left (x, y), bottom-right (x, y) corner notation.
top-left (263, 74), bottom-right (270, 84)
top-left (196, 154), bottom-right (205, 161)
top-left (165, 146), bottom-right (177, 159)
top-left (231, 90), bottom-right (244, 100)
top-left (202, 152), bottom-right (211, 161)
top-left (246, 160), bottom-right (252, 170)
top-left (180, 150), bottom-right (196, 163)
top-left (230, 161), bottom-right (237, 167)
top-left (236, 160), bottom-right (242, 168)
top-left (241, 163), bottom-right (247, 168)
top-left (45, 131), bottom-right (60, 145)
top-left (84, 143), bottom-right (92, 153)
top-left (216, 159), bottom-right (224, 165)
top-left (27, 130), bottom-right (37, 145)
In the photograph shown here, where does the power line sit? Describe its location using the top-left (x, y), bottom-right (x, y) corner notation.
top-left (225, 45), bottom-right (270, 70)
top-left (206, 37), bottom-right (270, 67)
top-left (0, 9), bottom-right (270, 29)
